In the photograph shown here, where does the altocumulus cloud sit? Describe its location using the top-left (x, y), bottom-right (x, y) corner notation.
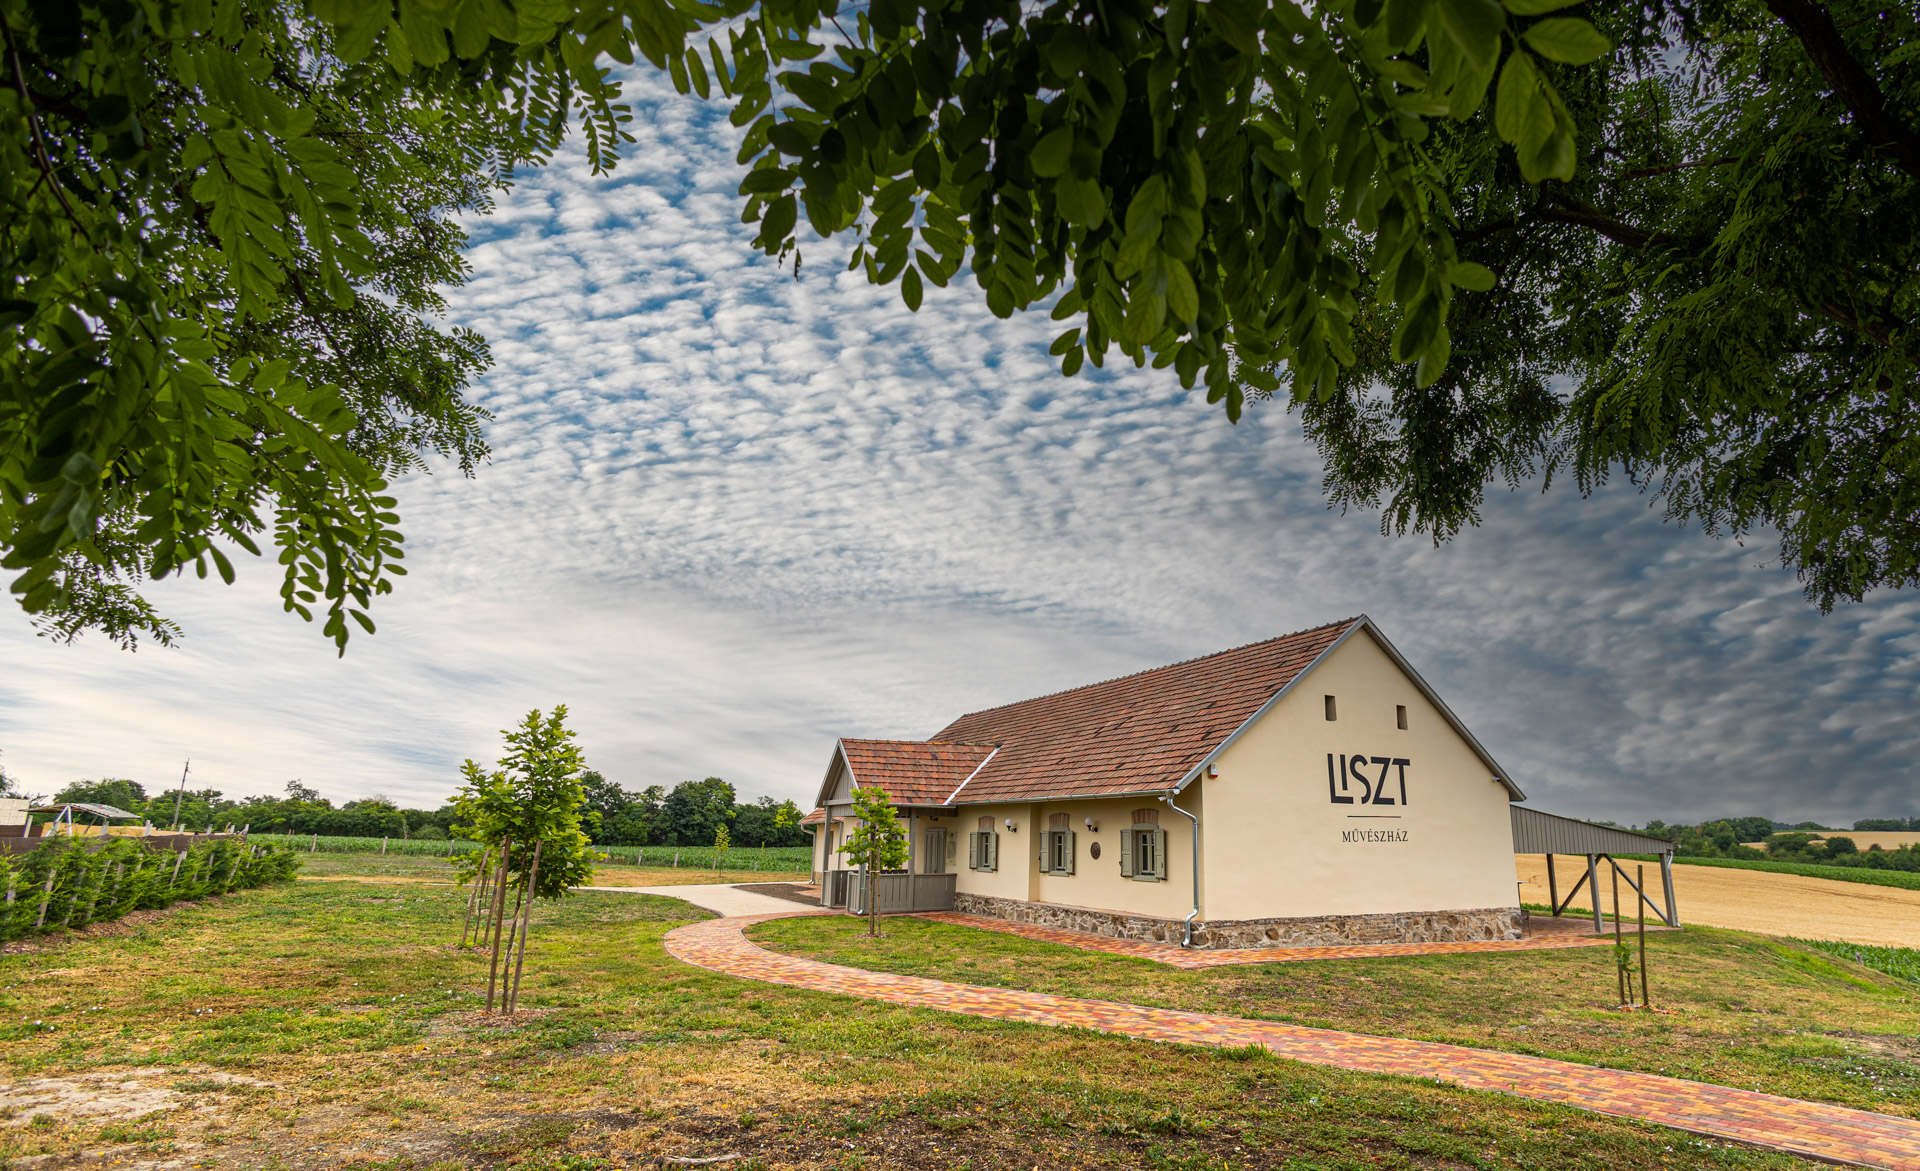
top-left (1, 70), bottom-right (1915, 825)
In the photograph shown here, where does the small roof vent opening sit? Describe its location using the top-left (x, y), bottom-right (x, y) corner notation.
top-left (1324, 695), bottom-right (1338, 722)
top-left (1396, 704), bottom-right (1408, 730)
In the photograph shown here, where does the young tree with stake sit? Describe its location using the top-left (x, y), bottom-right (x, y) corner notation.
top-left (451, 706), bottom-right (597, 1013)
top-left (837, 787), bottom-right (909, 938)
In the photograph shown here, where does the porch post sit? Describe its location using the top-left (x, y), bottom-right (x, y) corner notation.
top-left (907, 810), bottom-right (917, 914)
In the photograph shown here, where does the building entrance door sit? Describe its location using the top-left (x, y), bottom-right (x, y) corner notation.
top-left (923, 828), bottom-right (948, 874)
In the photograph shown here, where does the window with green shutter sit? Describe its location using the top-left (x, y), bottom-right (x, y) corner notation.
top-left (1127, 827), bottom-right (1166, 881)
top-left (969, 831), bottom-right (982, 870)
top-left (984, 831), bottom-right (998, 871)
top-left (1061, 829), bottom-right (1075, 875)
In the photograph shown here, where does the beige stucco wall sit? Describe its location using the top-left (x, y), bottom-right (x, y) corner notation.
top-left (1202, 628), bottom-right (1519, 921)
top-left (951, 796), bottom-right (1201, 920)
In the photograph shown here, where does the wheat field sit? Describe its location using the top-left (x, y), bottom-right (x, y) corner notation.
top-left (1515, 853), bottom-right (1920, 947)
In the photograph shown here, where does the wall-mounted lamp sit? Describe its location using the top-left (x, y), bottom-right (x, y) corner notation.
top-left (1205, 765), bottom-right (1219, 779)
top-left (1083, 817), bottom-right (1099, 831)
top-left (1005, 818), bottom-right (1017, 832)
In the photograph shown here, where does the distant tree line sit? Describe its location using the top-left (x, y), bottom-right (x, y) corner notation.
top-left (42, 773), bottom-right (809, 849)
top-left (1635, 816), bottom-right (1920, 873)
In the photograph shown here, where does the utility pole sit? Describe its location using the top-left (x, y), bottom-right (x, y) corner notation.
top-left (170, 759), bottom-right (190, 831)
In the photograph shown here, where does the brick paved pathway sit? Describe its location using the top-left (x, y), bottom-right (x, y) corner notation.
top-left (914, 911), bottom-right (1620, 969)
top-left (665, 912), bottom-right (1920, 1169)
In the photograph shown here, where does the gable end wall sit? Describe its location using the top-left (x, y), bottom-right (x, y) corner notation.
top-left (1203, 629), bottom-right (1518, 921)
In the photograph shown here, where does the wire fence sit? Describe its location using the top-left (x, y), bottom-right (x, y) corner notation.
top-left (248, 834), bottom-right (812, 871)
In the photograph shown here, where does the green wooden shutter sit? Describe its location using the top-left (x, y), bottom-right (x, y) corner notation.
top-left (1062, 830), bottom-right (1075, 875)
top-left (969, 831), bottom-right (981, 870)
top-left (986, 831), bottom-right (998, 871)
top-left (1120, 830), bottom-right (1135, 878)
top-left (1040, 832), bottom-right (1051, 870)
top-left (1152, 828), bottom-right (1168, 881)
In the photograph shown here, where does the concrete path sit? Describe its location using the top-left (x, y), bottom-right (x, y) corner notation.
top-left (577, 883), bottom-right (805, 918)
top-left (665, 912), bottom-right (1920, 1170)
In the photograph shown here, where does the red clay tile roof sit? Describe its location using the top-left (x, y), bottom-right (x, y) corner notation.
top-left (838, 739), bottom-right (998, 805)
top-left (933, 618), bottom-right (1362, 803)
top-left (799, 807), bottom-right (827, 826)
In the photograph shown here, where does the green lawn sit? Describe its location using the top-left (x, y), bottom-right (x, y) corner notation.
top-left (0, 864), bottom-right (1835, 1170)
top-left (751, 914), bottom-right (1920, 1119)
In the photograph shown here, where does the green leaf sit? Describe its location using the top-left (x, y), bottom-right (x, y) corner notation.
top-left (1031, 127), bottom-right (1074, 178)
top-left (1385, 0), bottom-right (1434, 51)
top-left (1393, 293), bottom-right (1441, 361)
top-left (1166, 262), bottom-right (1199, 324)
top-left (1522, 17), bottom-right (1611, 65)
top-left (1450, 261), bottom-right (1497, 290)
top-left (1501, 0), bottom-right (1583, 13)
top-left (1055, 177), bottom-right (1108, 226)
top-left (901, 265), bottom-right (924, 311)
top-left (1437, 0), bottom-right (1505, 69)
top-left (1494, 51), bottom-right (1539, 145)
top-left (1050, 328), bottom-right (1081, 356)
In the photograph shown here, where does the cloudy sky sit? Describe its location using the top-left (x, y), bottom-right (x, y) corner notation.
top-left (2, 71), bottom-right (1915, 827)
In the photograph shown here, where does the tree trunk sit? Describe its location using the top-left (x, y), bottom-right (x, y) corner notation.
top-left (866, 863), bottom-right (877, 937)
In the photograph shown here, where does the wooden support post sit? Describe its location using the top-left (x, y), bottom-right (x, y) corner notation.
top-left (1586, 854), bottom-right (1602, 933)
top-left (1638, 864), bottom-right (1650, 1007)
top-left (1612, 864), bottom-right (1626, 1006)
top-left (310, 834), bottom-right (317, 853)
top-left (484, 839), bottom-right (514, 1013)
top-left (1660, 852), bottom-right (1680, 927)
top-left (169, 849), bottom-right (187, 887)
top-left (507, 840), bottom-right (543, 1017)
top-left (1546, 854), bottom-right (1559, 916)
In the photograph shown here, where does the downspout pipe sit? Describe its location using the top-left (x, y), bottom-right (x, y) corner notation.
top-left (1160, 794), bottom-right (1201, 948)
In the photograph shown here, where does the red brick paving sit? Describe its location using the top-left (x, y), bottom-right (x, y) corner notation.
top-left (913, 910), bottom-right (1622, 969)
top-left (664, 912), bottom-right (1920, 1169)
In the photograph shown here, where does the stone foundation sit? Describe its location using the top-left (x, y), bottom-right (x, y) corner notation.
top-left (951, 893), bottom-right (1523, 950)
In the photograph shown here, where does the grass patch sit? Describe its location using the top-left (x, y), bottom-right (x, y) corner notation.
top-left (751, 913), bottom-right (1920, 1119)
top-left (0, 851), bottom-right (1835, 1170)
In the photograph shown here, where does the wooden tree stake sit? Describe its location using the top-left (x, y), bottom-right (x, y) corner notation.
top-left (460, 847), bottom-right (493, 949)
top-left (484, 838), bottom-right (514, 1013)
top-left (507, 839), bottom-right (543, 1017)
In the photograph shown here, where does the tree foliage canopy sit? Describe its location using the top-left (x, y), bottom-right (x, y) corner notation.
top-left (4, 0), bottom-right (1912, 655)
top-left (451, 705), bottom-right (597, 898)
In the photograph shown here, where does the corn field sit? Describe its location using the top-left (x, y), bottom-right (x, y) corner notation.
top-left (0, 838), bottom-right (300, 944)
top-left (249, 834), bottom-right (812, 871)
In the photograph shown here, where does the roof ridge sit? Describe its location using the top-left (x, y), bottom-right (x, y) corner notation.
top-left (943, 617), bottom-right (1363, 723)
top-left (841, 737), bottom-right (999, 748)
